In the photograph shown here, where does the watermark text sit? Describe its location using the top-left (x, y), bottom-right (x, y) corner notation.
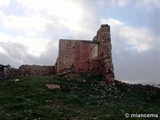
top-left (125, 113), bottom-right (158, 118)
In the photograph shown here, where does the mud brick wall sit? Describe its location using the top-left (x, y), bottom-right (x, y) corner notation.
top-left (6, 65), bottom-right (56, 78)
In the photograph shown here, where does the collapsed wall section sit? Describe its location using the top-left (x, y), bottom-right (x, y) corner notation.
top-left (6, 65), bottom-right (55, 78)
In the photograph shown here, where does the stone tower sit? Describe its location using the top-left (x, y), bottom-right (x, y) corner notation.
top-left (93, 24), bottom-right (115, 84)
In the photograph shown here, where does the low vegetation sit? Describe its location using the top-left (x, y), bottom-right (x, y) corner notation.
top-left (0, 74), bottom-right (159, 120)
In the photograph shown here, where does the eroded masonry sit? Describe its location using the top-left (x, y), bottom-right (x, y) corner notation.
top-left (3, 24), bottom-right (115, 84)
top-left (55, 24), bottom-right (115, 84)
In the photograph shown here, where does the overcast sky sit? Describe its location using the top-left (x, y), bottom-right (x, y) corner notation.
top-left (0, 0), bottom-right (159, 85)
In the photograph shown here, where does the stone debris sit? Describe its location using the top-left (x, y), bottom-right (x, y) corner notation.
top-left (46, 100), bottom-right (52, 103)
top-left (116, 81), bottom-right (160, 93)
top-left (14, 79), bottom-right (20, 82)
top-left (46, 84), bottom-right (61, 90)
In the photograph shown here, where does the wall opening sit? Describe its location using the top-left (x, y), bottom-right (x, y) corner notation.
top-left (91, 44), bottom-right (98, 59)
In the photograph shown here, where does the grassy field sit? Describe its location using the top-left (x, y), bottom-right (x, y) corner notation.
top-left (0, 74), bottom-right (159, 120)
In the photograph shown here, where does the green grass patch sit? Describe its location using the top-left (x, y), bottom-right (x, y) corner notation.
top-left (0, 74), bottom-right (159, 119)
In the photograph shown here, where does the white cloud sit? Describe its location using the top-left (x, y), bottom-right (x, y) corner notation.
top-left (136, 0), bottom-right (160, 10)
top-left (101, 18), bottom-right (123, 26)
top-left (16, 0), bottom-right (83, 20)
top-left (0, 0), bottom-right (89, 38)
top-left (0, 0), bottom-right (10, 8)
top-left (0, 12), bottom-right (49, 37)
top-left (98, 0), bottom-right (160, 11)
top-left (97, 0), bottom-right (128, 7)
top-left (117, 0), bottom-right (128, 7)
top-left (0, 46), bottom-right (7, 54)
top-left (16, 0), bottom-right (84, 33)
top-left (0, 0), bottom-right (101, 40)
top-left (120, 26), bottom-right (153, 52)
top-left (0, 32), bottom-right (51, 57)
top-left (101, 18), bottom-right (154, 53)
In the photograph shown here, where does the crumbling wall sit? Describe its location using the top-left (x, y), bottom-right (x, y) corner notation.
top-left (56, 24), bottom-right (115, 84)
top-left (56, 40), bottom-right (100, 74)
top-left (93, 24), bottom-right (115, 84)
top-left (6, 65), bottom-right (56, 78)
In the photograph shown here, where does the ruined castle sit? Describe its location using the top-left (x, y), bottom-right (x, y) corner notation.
top-left (55, 24), bottom-right (115, 84)
top-left (2, 24), bottom-right (115, 84)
